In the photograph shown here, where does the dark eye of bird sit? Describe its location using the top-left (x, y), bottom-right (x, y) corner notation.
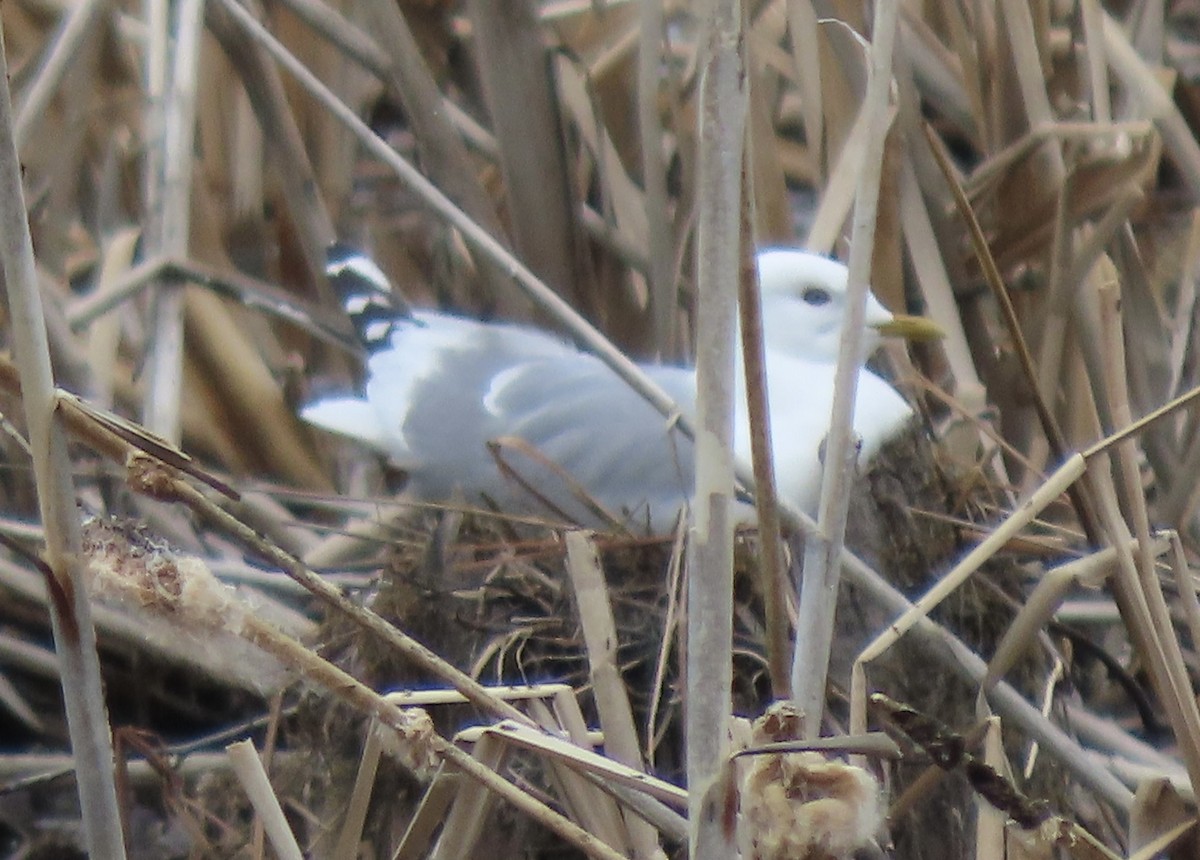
top-left (801, 286), bottom-right (831, 306)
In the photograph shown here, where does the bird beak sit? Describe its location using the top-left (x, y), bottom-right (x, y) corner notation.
top-left (873, 314), bottom-right (944, 342)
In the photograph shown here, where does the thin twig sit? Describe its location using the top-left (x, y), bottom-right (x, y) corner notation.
top-left (737, 209), bottom-right (789, 699)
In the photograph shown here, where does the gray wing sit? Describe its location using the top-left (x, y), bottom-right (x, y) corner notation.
top-left (363, 311), bottom-right (698, 530)
top-left (482, 359), bottom-right (697, 530)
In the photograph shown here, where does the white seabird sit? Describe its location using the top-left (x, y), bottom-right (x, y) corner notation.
top-left (302, 248), bottom-right (940, 532)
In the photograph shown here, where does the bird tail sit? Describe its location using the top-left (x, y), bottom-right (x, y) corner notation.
top-left (325, 243), bottom-right (414, 353)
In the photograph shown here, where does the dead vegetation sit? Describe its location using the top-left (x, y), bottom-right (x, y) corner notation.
top-left (0, 0), bottom-right (1196, 857)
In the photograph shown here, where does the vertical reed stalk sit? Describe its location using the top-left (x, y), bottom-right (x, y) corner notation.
top-left (792, 0), bottom-right (899, 735)
top-left (688, 0), bottom-right (745, 855)
top-left (0, 21), bottom-right (126, 859)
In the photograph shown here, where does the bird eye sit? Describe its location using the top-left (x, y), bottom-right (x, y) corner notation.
top-left (801, 286), bottom-right (832, 306)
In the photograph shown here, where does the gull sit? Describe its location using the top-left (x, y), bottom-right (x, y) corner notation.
top-left (302, 247), bottom-right (940, 532)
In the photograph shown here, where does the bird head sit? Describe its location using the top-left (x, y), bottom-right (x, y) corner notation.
top-left (755, 248), bottom-right (941, 362)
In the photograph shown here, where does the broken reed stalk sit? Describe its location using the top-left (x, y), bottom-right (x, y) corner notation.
top-left (225, 740), bottom-right (304, 860)
top-left (0, 20), bottom-right (127, 859)
top-left (562, 532), bottom-right (660, 858)
top-left (330, 722), bottom-right (385, 857)
top-left (688, 1), bottom-right (745, 857)
top-left (792, 0), bottom-right (898, 736)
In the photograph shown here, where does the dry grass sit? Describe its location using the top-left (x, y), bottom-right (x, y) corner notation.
top-left (0, 0), bottom-right (1196, 858)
